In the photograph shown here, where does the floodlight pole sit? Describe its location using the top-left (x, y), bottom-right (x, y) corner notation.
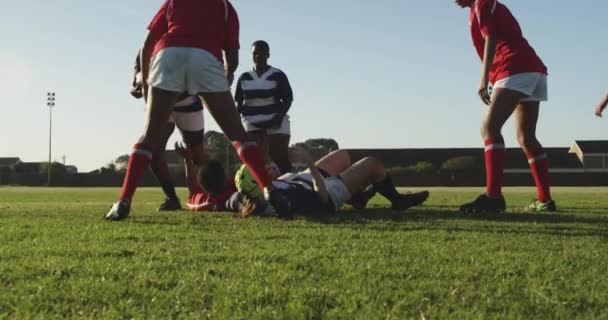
top-left (47, 92), bottom-right (55, 186)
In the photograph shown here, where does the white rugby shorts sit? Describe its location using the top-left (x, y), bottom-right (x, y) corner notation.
top-left (491, 72), bottom-right (548, 102)
top-left (242, 115), bottom-right (291, 136)
top-left (148, 47), bottom-right (229, 94)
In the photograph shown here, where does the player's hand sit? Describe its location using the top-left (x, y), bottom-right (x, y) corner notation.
top-left (596, 105), bottom-right (603, 118)
top-left (174, 142), bottom-right (190, 159)
top-left (290, 146), bottom-right (314, 166)
top-left (269, 114), bottom-right (284, 129)
top-left (130, 82), bottom-right (143, 99)
top-left (478, 81), bottom-right (491, 106)
top-left (596, 100), bottom-right (607, 118)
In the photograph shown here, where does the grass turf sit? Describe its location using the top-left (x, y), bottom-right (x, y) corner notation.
top-left (0, 187), bottom-right (607, 319)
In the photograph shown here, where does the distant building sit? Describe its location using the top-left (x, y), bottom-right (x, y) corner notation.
top-left (65, 165), bottom-right (78, 174)
top-left (569, 140), bottom-right (608, 171)
top-left (348, 140), bottom-right (608, 174)
top-left (0, 157), bottom-right (21, 170)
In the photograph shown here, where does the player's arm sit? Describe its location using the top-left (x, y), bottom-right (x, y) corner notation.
top-left (267, 72), bottom-right (294, 128)
top-left (478, 36), bottom-right (497, 106)
top-left (142, 1), bottom-right (168, 98)
top-left (476, 0), bottom-right (497, 106)
top-left (224, 2), bottom-right (240, 86)
top-left (308, 162), bottom-right (330, 204)
top-left (277, 72), bottom-right (294, 115)
top-left (234, 74), bottom-right (245, 113)
top-left (292, 147), bottom-right (329, 203)
top-left (131, 51), bottom-right (144, 99)
top-left (140, 31), bottom-right (160, 99)
top-left (224, 49), bottom-right (239, 86)
top-left (595, 93), bottom-right (608, 118)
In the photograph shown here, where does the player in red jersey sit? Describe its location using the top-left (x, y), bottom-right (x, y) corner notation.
top-left (595, 92), bottom-right (608, 117)
top-left (455, 0), bottom-right (556, 213)
top-left (173, 143), bottom-right (237, 212)
top-left (106, 0), bottom-right (289, 221)
top-left (131, 52), bottom-right (209, 212)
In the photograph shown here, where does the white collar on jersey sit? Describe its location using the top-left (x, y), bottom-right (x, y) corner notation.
top-left (250, 66), bottom-right (276, 80)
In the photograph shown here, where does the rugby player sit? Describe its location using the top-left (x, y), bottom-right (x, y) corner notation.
top-left (455, 0), bottom-right (556, 213)
top-left (131, 52), bottom-right (206, 211)
top-left (233, 147), bottom-right (430, 218)
top-left (106, 0), bottom-right (288, 221)
top-left (234, 40), bottom-right (294, 174)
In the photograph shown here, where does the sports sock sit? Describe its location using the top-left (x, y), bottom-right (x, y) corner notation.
top-left (233, 141), bottom-right (272, 188)
top-left (118, 143), bottom-right (153, 202)
top-left (484, 137), bottom-right (506, 198)
top-left (373, 174), bottom-right (400, 203)
top-left (160, 182), bottom-right (178, 200)
top-left (527, 148), bottom-right (552, 203)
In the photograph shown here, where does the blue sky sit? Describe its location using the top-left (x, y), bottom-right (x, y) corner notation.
top-left (1, 0), bottom-right (606, 172)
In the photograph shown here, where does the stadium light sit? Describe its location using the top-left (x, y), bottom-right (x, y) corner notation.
top-left (47, 92), bottom-right (55, 186)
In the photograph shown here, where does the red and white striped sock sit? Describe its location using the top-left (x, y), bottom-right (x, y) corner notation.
top-left (118, 142), bottom-right (153, 202)
top-left (484, 137), bottom-right (506, 198)
top-left (233, 141), bottom-right (272, 188)
top-left (527, 148), bottom-right (552, 203)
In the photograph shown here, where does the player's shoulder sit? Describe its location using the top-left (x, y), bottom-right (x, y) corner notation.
top-left (267, 67), bottom-right (289, 80)
top-left (477, 0), bottom-right (499, 11)
top-left (269, 66), bottom-right (286, 76)
top-left (237, 71), bottom-right (254, 82)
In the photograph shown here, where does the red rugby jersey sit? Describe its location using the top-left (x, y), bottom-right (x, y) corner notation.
top-left (470, 0), bottom-right (547, 83)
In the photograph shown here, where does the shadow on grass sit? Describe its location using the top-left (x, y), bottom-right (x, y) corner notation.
top-left (124, 205), bottom-right (608, 238)
top-left (303, 207), bottom-right (608, 225)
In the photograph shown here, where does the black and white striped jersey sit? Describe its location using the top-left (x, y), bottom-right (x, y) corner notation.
top-left (234, 66), bottom-right (293, 125)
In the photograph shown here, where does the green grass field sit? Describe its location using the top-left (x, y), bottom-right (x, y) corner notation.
top-left (1, 187), bottom-right (607, 319)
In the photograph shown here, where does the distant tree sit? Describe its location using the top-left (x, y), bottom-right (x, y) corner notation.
top-left (98, 162), bottom-right (118, 174)
top-left (114, 154), bottom-right (130, 172)
top-left (414, 161), bottom-right (436, 174)
top-left (441, 156), bottom-right (479, 172)
top-left (290, 138), bottom-right (340, 162)
top-left (303, 138), bottom-right (339, 152)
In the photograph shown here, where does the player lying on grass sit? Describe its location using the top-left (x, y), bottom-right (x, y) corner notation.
top-left (231, 147), bottom-right (430, 218)
top-left (454, 0), bottom-right (556, 214)
top-left (173, 142), bottom-right (237, 212)
top-left (131, 52), bottom-right (207, 212)
top-left (595, 92), bottom-right (608, 117)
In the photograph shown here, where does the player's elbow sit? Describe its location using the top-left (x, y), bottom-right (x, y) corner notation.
top-left (224, 48), bottom-right (239, 72)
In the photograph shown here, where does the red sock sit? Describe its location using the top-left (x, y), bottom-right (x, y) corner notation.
top-left (233, 141), bottom-right (272, 188)
top-left (484, 138), bottom-right (505, 198)
top-left (118, 143), bottom-right (153, 202)
top-left (527, 148), bottom-right (552, 203)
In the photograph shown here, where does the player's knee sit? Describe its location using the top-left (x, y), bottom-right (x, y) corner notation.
top-left (362, 157), bottom-right (384, 174)
top-left (481, 120), bottom-right (501, 140)
top-left (517, 132), bottom-right (539, 152)
top-left (333, 150), bottom-right (351, 167)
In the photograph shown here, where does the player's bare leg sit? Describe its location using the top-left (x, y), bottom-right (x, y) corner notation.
top-left (314, 149), bottom-right (351, 177)
top-left (106, 87), bottom-right (180, 221)
top-left (514, 102), bottom-right (555, 212)
top-left (461, 87), bottom-right (523, 213)
top-left (339, 157), bottom-right (428, 210)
